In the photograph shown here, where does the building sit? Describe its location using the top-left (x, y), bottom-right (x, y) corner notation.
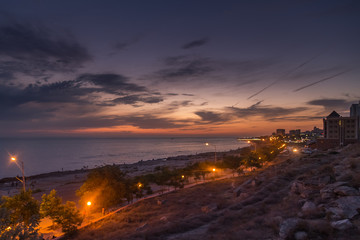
top-left (350, 101), bottom-right (360, 140)
top-left (276, 129), bottom-right (285, 136)
top-left (317, 105), bottom-right (359, 149)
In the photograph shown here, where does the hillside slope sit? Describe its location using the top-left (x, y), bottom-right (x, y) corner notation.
top-left (71, 144), bottom-right (360, 240)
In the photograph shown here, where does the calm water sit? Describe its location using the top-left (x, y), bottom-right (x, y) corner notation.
top-left (0, 137), bottom-right (246, 178)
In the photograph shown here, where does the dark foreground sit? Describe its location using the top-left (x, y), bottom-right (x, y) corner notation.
top-left (70, 144), bottom-right (360, 240)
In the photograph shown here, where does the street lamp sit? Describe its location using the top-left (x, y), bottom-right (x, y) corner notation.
top-left (10, 156), bottom-right (26, 192)
top-left (205, 142), bottom-right (217, 162)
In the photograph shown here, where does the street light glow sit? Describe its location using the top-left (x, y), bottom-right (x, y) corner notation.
top-left (11, 157), bottom-right (16, 161)
top-left (212, 168), bottom-right (216, 172)
top-left (87, 201), bottom-right (92, 206)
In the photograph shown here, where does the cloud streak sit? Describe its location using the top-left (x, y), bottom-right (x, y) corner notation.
top-left (182, 38), bottom-right (209, 49)
top-left (293, 70), bottom-right (351, 92)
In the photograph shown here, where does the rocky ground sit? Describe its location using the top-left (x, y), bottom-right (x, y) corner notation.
top-left (70, 143), bottom-right (360, 240)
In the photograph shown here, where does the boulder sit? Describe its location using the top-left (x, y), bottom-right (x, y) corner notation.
top-left (301, 201), bottom-right (317, 214)
top-left (279, 218), bottom-right (299, 239)
top-left (136, 223), bottom-right (148, 231)
top-left (327, 196), bottom-right (360, 219)
top-left (234, 186), bottom-right (242, 197)
top-left (334, 186), bottom-right (359, 196)
top-left (294, 231), bottom-right (308, 240)
top-left (291, 181), bottom-right (306, 195)
top-left (331, 219), bottom-right (352, 230)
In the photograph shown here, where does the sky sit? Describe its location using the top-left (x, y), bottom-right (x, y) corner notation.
top-left (0, 0), bottom-right (359, 138)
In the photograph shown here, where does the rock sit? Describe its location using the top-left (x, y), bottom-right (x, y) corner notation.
top-left (234, 186), bottom-right (242, 197)
top-left (301, 201), bottom-right (317, 213)
top-left (201, 203), bottom-right (217, 213)
top-left (136, 223), bottom-right (148, 231)
top-left (318, 175), bottom-right (331, 186)
top-left (294, 231), bottom-right (308, 240)
top-left (327, 196), bottom-right (360, 219)
top-left (279, 218), bottom-right (299, 239)
top-left (320, 182), bottom-right (348, 200)
top-left (334, 186), bottom-right (359, 196)
top-left (251, 180), bottom-right (256, 187)
top-left (239, 192), bottom-right (249, 199)
top-left (291, 181), bottom-right (306, 195)
top-left (331, 219), bottom-right (353, 230)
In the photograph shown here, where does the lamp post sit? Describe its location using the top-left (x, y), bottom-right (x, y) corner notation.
top-left (205, 142), bottom-right (217, 162)
top-left (10, 156), bottom-right (26, 192)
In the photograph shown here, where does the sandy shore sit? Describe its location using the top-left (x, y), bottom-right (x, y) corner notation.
top-left (0, 148), bottom-right (241, 203)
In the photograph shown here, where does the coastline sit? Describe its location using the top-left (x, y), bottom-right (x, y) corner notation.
top-left (0, 147), bottom-right (244, 202)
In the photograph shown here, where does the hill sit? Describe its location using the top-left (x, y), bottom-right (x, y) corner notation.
top-left (70, 144), bottom-right (360, 240)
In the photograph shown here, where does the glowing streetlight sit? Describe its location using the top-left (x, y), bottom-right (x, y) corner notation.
top-left (10, 156), bottom-right (26, 191)
top-left (293, 148), bottom-right (298, 153)
top-left (87, 201), bottom-right (92, 206)
top-left (138, 183), bottom-right (142, 188)
top-left (205, 142), bottom-right (217, 162)
top-left (181, 175), bottom-right (185, 179)
top-left (212, 168), bottom-right (216, 172)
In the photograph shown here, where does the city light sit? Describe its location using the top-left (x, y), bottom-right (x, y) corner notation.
top-left (87, 201), bottom-right (92, 206)
top-left (212, 168), bottom-right (216, 172)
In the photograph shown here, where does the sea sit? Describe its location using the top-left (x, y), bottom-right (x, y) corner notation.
top-left (0, 137), bottom-right (247, 179)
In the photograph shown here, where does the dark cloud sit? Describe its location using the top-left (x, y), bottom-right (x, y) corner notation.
top-left (307, 98), bottom-right (353, 111)
top-left (227, 101), bottom-right (308, 119)
top-left (182, 93), bottom-right (195, 96)
top-left (122, 115), bottom-right (187, 129)
top-left (112, 95), bottom-right (163, 105)
top-left (77, 73), bottom-right (147, 93)
top-left (0, 72), bottom-right (162, 121)
top-left (182, 38), bottom-right (209, 49)
top-left (166, 100), bottom-right (193, 111)
top-left (267, 116), bottom-right (322, 122)
top-left (156, 55), bottom-right (213, 81)
top-left (0, 22), bottom-right (91, 78)
top-left (195, 111), bottom-right (229, 123)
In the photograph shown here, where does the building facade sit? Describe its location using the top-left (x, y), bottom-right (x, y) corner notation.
top-left (319, 107), bottom-right (359, 149)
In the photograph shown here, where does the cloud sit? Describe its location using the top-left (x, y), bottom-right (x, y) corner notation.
top-left (0, 22), bottom-right (91, 79)
top-left (112, 95), bottom-right (164, 105)
top-left (293, 70), bottom-right (351, 92)
top-left (182, 38), bottom-right (209, 49)
top-left (307, 98), bottom-right (354, 111)
top-left (156, 55), bottom-right (213, 81)
top-left (227, 101), bottom-right (308, 119)
top-left (77, 73), bottom-right (147, 93)
top-left (0, 72), bottom-right (163, 122)
top-left (122, 115), bottom-right (187, 129)
top-left (195, 111), bottom-right (230, 123)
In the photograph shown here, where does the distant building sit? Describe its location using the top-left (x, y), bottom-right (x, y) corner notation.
top-left (289, 129), bottom-right (300, 137)
top-left (350, 101), bottom-right (360, 140)
top-left (276, 129), bottom-right (285, 136)
top-left (317, 105), bottom-right (359, 149)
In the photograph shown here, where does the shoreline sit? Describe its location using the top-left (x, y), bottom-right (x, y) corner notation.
top-left (0, 147), bottom-right (243, 183)
top-left (0, 147), bottom-right (245, 201)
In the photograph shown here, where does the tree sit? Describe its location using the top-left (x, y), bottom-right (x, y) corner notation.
top-left (77, 165), bottom-right (127, 209)
top-left (40, 189), bottom-right (62, 223)
top-left (54, 201), bottom-right (83, 235)
top-left (40, 190), bottom-right (82, 235)
top-left (0, 191), bottom-right (42, 240)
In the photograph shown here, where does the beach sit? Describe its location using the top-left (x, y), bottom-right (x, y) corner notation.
top-left (0, 148), bottom-right (241, 203)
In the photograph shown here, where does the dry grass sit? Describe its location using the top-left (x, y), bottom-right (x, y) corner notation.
top-left (69, 150), bottom-right (360, 240)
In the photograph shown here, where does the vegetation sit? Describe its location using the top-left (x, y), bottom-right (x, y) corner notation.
top-left (0, 191), bottom-right (42, 240)
top-left (76, 165), bottom-right (127, 209)
top-left (41, 190), bottom-right (83, 235)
